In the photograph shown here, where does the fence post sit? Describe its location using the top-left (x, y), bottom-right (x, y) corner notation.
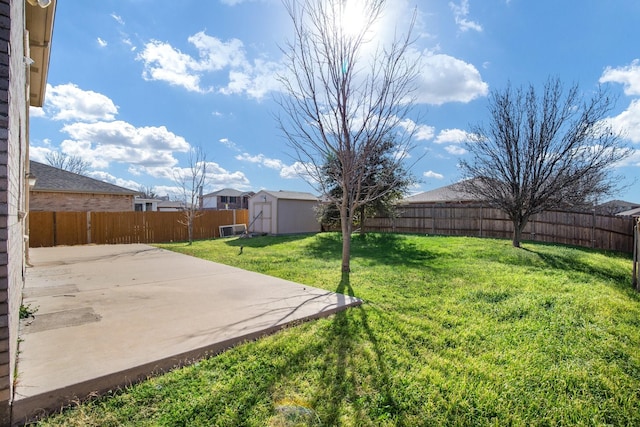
top-left (632, 218), bottom-right (637, 288)
top-left (86, 211), bottom-right (92, 244)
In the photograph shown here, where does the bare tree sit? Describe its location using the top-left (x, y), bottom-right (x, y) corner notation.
top-left (459, 77), bottom-right (631, 248)
top-left (174, 146), bottom-right (207, 245)
top-left (45, 151), bottom-right (90, 175)
top-left (278, 0), bottom-right (420, 274)
top-left (137, 185), bottom-right (159, 199)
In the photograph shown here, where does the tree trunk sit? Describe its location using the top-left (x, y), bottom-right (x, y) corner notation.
top-left (359, 205), bottom-right (366, 235)
top-left (512, 226), bottom-right (522, 248)
top-left (340, 205), bottom-right (352, 273)
top-left (511, 217), bottom-right (528, 248)
top-left (188, 215), bottom-right (194, 245)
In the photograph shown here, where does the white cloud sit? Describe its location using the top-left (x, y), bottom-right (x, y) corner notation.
top-left (45, 83), bottom-right (118, 122)
top-left (166, 161), bottom-right (251, 189)
top-left (28, 145), bottom-right (52, 163)
top-left (435, 128), bottom-right (474, 144)
top-left (414, 52), bottom-right (488, 105)
top-left (59, 120), bottom-right (190, 168)
top-left (111, 13), bottom-right (124, 25)
top-left (137, 40), bottom-right (208, 93)
top-left (235, 152), bottom-right (307, 179)
top-left (220, 59), bottom-right (286, 100)
top-left (137, 31), bottom-right (283, 99)
top-left (599, 59), bottom-right (640, 96)
top-left (280, 161), bottom-right (309, 179)
top-left (235, 152), bottom-right (285, 170)
top-left (187, 32), bottom-right (248, 71)
top-left (220, 138), bottom-right (241, 151)
top-left (445, 145), bottom-right (467, 155)
top-left (449, 0), bottom-right (483, 32)
top-left (398, 118), bottom-right (435, 141)
top-left (606, 99), bottom-right (640, 143)
top-left (29, 106), bottom-right (45, 118)
top-left (87, 170), bottom-right (141, 190)
top-left (424, 170), bottom-right (444, 179)
top-left (97, 37), bottom-right (108, 48)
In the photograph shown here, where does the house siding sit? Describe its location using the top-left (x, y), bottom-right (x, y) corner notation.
top-left (0, 0), bottom-right (28, 423)
top-left (30, 192), bottom-right (135, 212)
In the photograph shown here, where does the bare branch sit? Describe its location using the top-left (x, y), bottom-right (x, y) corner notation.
top-left (459, 77), bottom-right (632, 247)
top-left (45, 151), bottom-right (91, 175)
top-left (277, 0), bottom-right (421, 272)
top-left (173, 146), bottom-right (207, 245)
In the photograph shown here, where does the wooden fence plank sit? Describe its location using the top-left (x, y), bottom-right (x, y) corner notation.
top-left (365, 204), bottom-right (635, 253)
top-left (29, 210), bottom-right (250, 247)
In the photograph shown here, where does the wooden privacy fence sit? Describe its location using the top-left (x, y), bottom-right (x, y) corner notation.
top-left (29, 210), bottom-right (249, 247)
top-left (364, 204), bottom-right (636, 253)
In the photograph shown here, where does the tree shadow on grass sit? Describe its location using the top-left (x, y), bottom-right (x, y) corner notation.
top-left (521, 245), bottom-right (638, 296)
top-left (311, 273), bottom-right (402, 425)
top-left (222, 233), bottom-right (317, 249)
top-left (305, 232), bottom-right (437, 268)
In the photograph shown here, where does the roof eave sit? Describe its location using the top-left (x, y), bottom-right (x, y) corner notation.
top-left (26, 0), bottom-right (56, 107)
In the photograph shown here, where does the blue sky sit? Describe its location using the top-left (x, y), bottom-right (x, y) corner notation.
top-left (29, 0), bottom-right (640, 202)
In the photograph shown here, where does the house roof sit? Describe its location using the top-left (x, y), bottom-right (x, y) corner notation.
top-left (202, 188), bottom-right (254, 198)
top-left (254, 190), bottom-right (319, 201)
top-left (616, 206), bottom-right (640, 217)
top-left (595, 199), bottom-right (640, 215)
top-left (402, 181), bottom-right (479, 204)
top-left (30, 161), bottom-right (139, 195)
top-left (26, 0), bottom-right (56, 107)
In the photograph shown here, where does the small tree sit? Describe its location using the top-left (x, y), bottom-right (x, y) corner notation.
top-left (319, 139), bottom-right (415, 233)
top-left (278, 0), bottom-right (420, 274)
top-left (45, 151), bottom-right (90, 175)
top-left (174, 146), bottom-right (207, 245)
top-left (459, 77), bottom-right (631, 247)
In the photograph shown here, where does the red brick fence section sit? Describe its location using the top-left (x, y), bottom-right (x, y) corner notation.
top-left (28, 210), bottom-right (249, 247)
top-left (365, 204), bottom-right (636, 253)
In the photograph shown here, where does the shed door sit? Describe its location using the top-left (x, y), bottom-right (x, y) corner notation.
top-left (255, 202), bottom-right (272, 234)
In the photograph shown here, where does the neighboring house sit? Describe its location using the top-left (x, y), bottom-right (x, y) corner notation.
top-left (157, 199), bottom-right (184, 212)
top-left (0, 1), bottom-right (56, 423)
top-left (616, 206), bottom-right (640, 218)
top-left (595, 200), bottom-right (640, 216)
top-left (134, 197), bottom-right (185, 212)
top-left (402, 181), bottom-right (480, 204)
top-left (248, 190), bottom-right (321, 235)
top-left (201, 188), bottom-right (254, 210)
top-left (29, 161), bottom-right (139, 212)
top-left (134, 197), bottom-right (160, 212)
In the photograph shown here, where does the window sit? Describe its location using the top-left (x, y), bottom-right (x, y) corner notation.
top-left (220, 196), bottom-right (228, 203)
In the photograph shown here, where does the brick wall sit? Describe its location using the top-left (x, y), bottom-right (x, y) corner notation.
top-left (0, 0), bottom-right (29, 423)
top-left (30, 192), bottom-right (135, 212)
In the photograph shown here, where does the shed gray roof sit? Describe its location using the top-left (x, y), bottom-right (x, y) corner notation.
top-left (30, 161), bottom-right (138, 195)
top-left (403, 181), bottom-right (479, 204)
top-left (257, 190), bottom-right (319, 201)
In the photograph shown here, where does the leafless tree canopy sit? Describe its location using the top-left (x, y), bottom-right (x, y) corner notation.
top-left (277, 0), bottom-right (420, 272)
top-left (45, 151), bottom-right (90, 175)
top-left (174, 146), bottom-right (207, 245)
top-left (459, 77), bottom-right (631, 247)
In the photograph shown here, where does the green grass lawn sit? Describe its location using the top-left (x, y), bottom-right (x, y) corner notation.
top-left (35, 234), bottom-right (640, 426)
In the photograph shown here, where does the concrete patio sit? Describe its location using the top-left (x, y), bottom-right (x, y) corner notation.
top-left (12, 244), bottom-right (361, 424)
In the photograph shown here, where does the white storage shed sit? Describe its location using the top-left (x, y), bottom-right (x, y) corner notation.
top-left (248, 190), bottom-right (321, 235)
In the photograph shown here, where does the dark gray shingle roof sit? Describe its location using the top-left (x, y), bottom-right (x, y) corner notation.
top-left (30, 161), bottom-right (138, 195)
